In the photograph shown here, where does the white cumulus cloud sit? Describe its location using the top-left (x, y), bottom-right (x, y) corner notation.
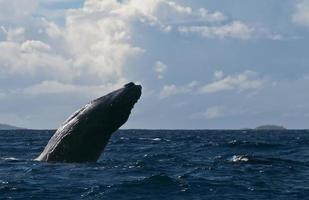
top-left (179, 21), bottom-right (253, 40)
top-left (0, 40), bottom-right (73, 82)
top-left (23, 80), bottom-right (125, 98)
top-left (199, 70), bottom-right (267, 94)
top-left (179, 21), bottom-right (282, 40)
top-left (159, 70), bottom-right (268, 99)
top-left (1, 27), bottom-right (25, 42)
top-left (160, 81), bottom-right (198, 99)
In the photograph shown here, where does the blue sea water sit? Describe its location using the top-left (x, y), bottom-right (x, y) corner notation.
top-left (0, 129), bottom-right (309, 200)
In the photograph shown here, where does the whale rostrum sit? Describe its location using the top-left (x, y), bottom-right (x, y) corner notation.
top-left (36, 82), bottom-right (142, 163)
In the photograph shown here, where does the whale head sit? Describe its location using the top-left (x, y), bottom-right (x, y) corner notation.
top-left (90, 82), bottom-right (142, 130)
top-left (68, 82), bottom-right (142, 134)
top-left (36, 82), bottom-right (142, 162)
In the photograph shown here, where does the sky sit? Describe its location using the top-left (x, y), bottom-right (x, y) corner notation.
top-left (0, 0), bottom-right (309, 129)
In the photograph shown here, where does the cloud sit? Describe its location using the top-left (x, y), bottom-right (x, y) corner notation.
top-left (179, 21), bottom-right (253, 40)
top-left (179, 21), bottom-right (282, 40)
top-left (159, 70), bottom-right (268, 99)
top-left (0, 40), bottom-right (73, 82)
top-left (293, 0), bottom-right (309, 27)
top-left (162, 2), bottom-right (279, 40)
top-left (0, 0), bottom-right (152, 91)
top-left (21, 40), bottom-right (51, 52)
top-left (63, 1), bottom-right (146, 82)
top-left (199, 70), bottom-right (267, 94)
top-left (0, 0), bottom-right (250, 98)
top-left (3, 0), bottom-right (230, 90)
top-left (1, 27), bottom-right (25, 42)
top-left (0, 0), bottom-right (280, 93)
top-left (23, 80), bottom-right (125, 97)
top-left (159, 1), bottom-right (226, 24)
top-left (153, 61), bottom-right (168, 79)
top-left (160, 81), bottom-right (198, 99)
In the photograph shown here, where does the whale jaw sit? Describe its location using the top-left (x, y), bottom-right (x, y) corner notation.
top-left (36, 82), bottom-right (142, 163)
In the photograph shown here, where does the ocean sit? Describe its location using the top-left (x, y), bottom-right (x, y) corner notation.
top-left (0, 129), bottom-right (309, 199)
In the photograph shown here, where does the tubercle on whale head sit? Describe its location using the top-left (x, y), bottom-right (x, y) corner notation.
top-left (124, 82), bottom-right (135, 88)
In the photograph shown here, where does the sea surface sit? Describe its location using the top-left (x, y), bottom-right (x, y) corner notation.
top-left (0, 129), bottom-right (309, 200)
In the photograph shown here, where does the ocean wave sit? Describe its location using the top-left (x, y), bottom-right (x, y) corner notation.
top-left (229, 155), bottom-right (308, 166)
top-left (230, 155), bottom-right (249, 163)
top-left (111, 137), bottom-right (171, 145)
top-left (226, 140), bottom-right (283, 148)
top-left (80, 173), bottom-right (188, 199)
top-left (116, 173), bottom-right (188, 193)
top-left (0, 157), bottom-right (20, 162)
top-left (138, 137), bottom-right (171, 142)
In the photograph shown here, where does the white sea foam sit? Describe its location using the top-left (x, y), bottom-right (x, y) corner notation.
top-left (1, 157), bottom-right (19, 161)
top-left (230, 155), bottom-right (249, 162)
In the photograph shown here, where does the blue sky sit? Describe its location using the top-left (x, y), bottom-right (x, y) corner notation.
top-left (0, 0), bottom-right (309, 129)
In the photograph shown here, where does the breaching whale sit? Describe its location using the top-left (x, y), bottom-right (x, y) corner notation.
top-left (36, 82), bottom-right (142, 163)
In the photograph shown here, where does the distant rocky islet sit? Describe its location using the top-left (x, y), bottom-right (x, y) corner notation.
top-left (254, 125), bottom-right (287, 130)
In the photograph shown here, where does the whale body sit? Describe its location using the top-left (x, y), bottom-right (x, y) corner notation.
top-left (36, 82), bottom-right (142, 163)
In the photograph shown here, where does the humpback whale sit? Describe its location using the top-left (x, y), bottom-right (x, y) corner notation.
top-left (36, 82), bottom-right (142, 163)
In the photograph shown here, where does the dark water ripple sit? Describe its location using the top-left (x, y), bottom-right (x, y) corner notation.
top-left (0, 129), bottom-right (309, 199)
